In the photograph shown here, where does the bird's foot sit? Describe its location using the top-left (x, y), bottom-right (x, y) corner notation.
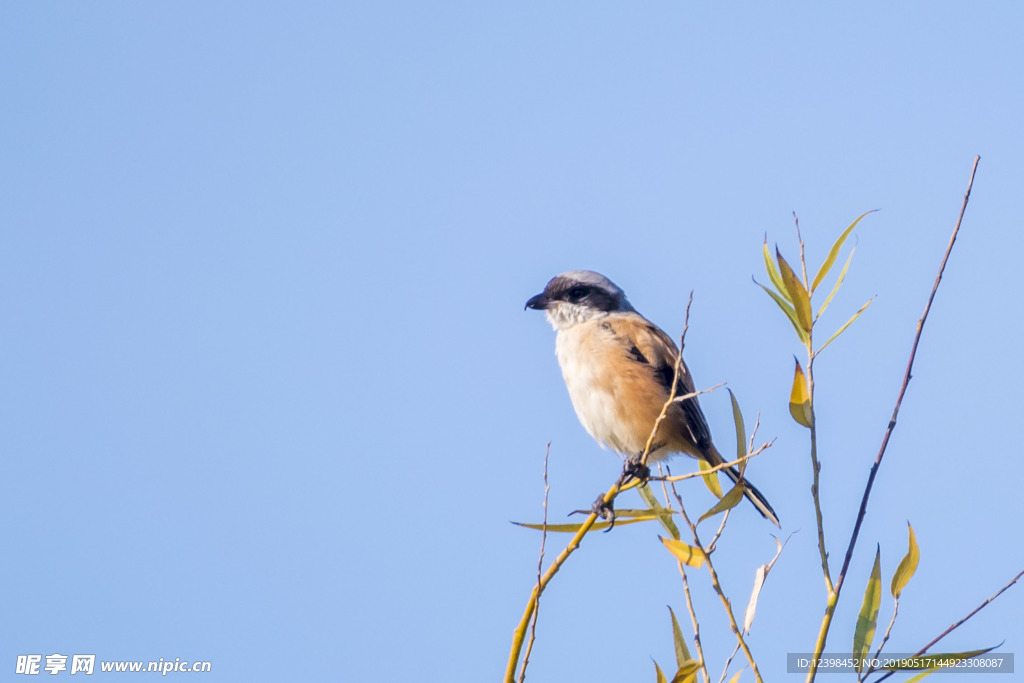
top-left (591, 493), bottom-right (616, 531)
top-left (622, 453), bottom-right (651, 484)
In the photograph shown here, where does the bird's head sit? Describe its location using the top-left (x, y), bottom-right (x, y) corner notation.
top-left (525, 270), bottom-right (635, 330)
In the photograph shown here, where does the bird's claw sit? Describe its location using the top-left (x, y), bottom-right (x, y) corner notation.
top-left (592, 493), bottom-right (616, 532)
top-left (622, 454), bottom-right (651, 484)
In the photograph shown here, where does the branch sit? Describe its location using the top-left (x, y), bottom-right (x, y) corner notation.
top-left (872, 567), bottom-right (1024, 683)
top-left (805, 155), bottom-right (981, 682)
top-left (516, 443), bottom-right (551, 683)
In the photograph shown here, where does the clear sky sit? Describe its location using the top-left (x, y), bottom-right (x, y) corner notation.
top-left (3, 3), bottom-right (1022, 681)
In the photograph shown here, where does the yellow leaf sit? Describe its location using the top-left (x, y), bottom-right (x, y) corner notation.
top-left (891, 522), bottom-right (920, 598)
top-left (816, 244), bottom-right (856, 320)
top-left (755, 280), bottom-right (808, 343)
top-left (728, 389), bottom-right (747, 471)
top-left (660, 537), bottom-right (706, 568)
top-left (698, 483), bottom-right (744, 523)
top-left (776, 248), bottom-right (813, 334)
top-left (698, 459), bottom-right (723, 499)
top-left (668, 606), bottom-right (692, 665)
top-left (789, 358), bottom-right (813, 428)
top-left (727, 672), bottom-right (744, 683)
top-left (654, 660), bottom-right (669, 683)
top-left (894, 646), bottom-right (998, 680)
top-left (853, 546), bottom-right (882, 673)
top-left (512, 516), bottom-right (657, 532)
top-left (816, 297), bottom-right (874, 356)
top-left (763, 240), bottom-right (788, 299)
top-left (811, 210), bottom-right (874, 293)
top-left (638, 483), bottom-right (682, 540)
top-left (670, 660), bottom-right (701, 683)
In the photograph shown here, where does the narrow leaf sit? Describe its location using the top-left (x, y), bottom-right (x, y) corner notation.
top-left (816, 244), bottom-right (856, 320)
top-left (697, 459), bottom-right (723, 499)
top-left (755, 280), bottom-right (808, 343)
top-left (743, 564), bottom-right (767, 634)
top-left (654, 659), bottom-right (669, 683)
top-left (698, 483), bottom-right (744, 523)
top-left (853, 546), bottom-right (883, 673)
top-left (727, 672), bottom-right (743, 683)
top-left (513, 516), bottom-right (656, 532)
top-left (638, 484), bottom-right (681, 540)
top-left (893, 646), bottom-right (998, 679)
top-left (891, 522), bottom-right (920, 598)
top-left (789, 358), bottom-right (813, 428)
top-left (776, 248), bottom-right (813, 333)
top-left (660, 537), bottom-right (706, 568)
top-left (816, 297), bottom-right (874, 355)
top-left (728, 389), bottom-right (747, 470)
top-left (763, 240), bottom-right (788, 299)
top-left (669, 660), bottom-right (701, 683)
top-left (811, 210), bottom-right (874, 292)
top-left (668, 606), bottom-right (692, 665)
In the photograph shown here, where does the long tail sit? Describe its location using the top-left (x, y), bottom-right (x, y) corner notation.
top-left (709, 446), bottom-right (780, 527)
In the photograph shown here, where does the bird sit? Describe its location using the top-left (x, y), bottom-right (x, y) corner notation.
top-left (525, 270), bottom-right (779, 526)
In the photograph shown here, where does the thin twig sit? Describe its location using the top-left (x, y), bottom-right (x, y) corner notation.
top-left (640, 292), bottom-right (694, 468)
top-left (504, 471), bottom-right (631, 682)
top-left (794, 212), bottom-right (809, 288)
top-left (672, 382), bottom-right (727, 405)
top-left (718, 643), bottom-right (742, 683)
top-left (668, 479), bottom-right (764, 683)
top-left (678, 560), bottom-right (710, 683)
top-left (872, 567), bottom-right (1024, 683)
top-left (866, 598), bottom-right (898, 678)
top-left (806, 155), bottom-right (981, 682)
top-left (517, 443), bottom-right (551, 683)
top-left (654, 439), bottom-right (775, 483)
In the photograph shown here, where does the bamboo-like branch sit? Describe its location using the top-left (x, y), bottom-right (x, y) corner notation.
top-left (503, 472), bottom-right (630, 683)
top-left (805, 155), bottom-right (981, 682)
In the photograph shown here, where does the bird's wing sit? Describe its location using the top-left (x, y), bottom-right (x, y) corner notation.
top-left (608, 315), bottom-right (714, 454)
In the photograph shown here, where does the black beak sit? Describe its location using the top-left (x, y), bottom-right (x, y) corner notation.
top-left (525, 293), bottom-right (548, 311)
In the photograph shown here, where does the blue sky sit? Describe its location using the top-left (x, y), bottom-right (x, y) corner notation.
top-left (3, 3), bottom-right (1022, 681)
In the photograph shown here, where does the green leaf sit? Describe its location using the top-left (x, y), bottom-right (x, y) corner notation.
top-left (698, 483), bottom-right (744, 523)
top-left (660, 537), bottom-right (706, 568)
top-left (816, 244), bottom-right (856, 320)
top-left (891, 646), bottom-right (998, 679)
top-left (816, 297), bottom-right (874, 355)
top-left (811, 210), bottom-right (874, 293)
top-left (728, 389), bottom-right (747, 470)
top-left (853, 546), bottom-right (882, 673)
top-left (891, 522), bottom-right (920, 598)
top-left (755, 280), bottom-right (809, 343)
top-left (697, 459), bottom-right (723, 499)
top-left (789, 358), bottom-right (813, 428)
top-left (763, 240), bottom-right (789, 299)
top-left (654, 659), bottom-right (669, 683)
top-left (638, 483), bottom-right (682, 540)
top-left (669, 660), bottom-right (701, 683)
top-left (668, 606), bottom-right (692, 665)
top-left (513, 516), bottom-right (656, 532)
top-left (776, 248), bottom-right (813, 334)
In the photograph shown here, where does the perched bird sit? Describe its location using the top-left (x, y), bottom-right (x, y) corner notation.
top-left (526, 270), bottom-right (779, 526)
